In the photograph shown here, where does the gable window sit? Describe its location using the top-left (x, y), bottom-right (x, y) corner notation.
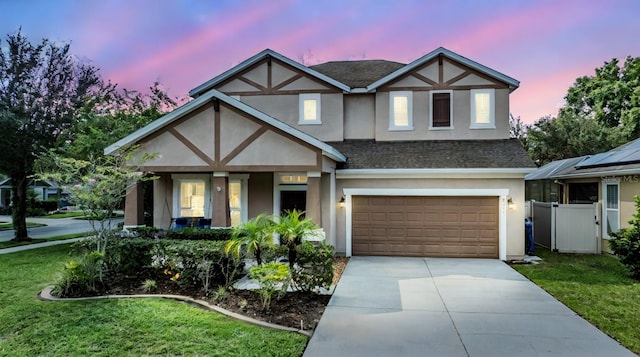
top-left (389, 91), bottom-right (413, 130)
top-left (299, 93), bottom-right (321, 124)
top-left (430, 90), bottom-right (453, 129)
top-left (470, 89), bottom-right (495, 129)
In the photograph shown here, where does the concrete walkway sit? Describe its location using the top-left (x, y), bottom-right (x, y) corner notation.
top-left (0, 237), bottom-right (88, 254)
top-left (304, 256), bottom-right (634, 357)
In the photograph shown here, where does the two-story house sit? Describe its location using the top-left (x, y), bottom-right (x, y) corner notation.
top-left (106, 47), bottom-right (535, 260)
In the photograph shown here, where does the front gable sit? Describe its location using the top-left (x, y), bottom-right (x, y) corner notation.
top-left (138, 100), bottom-right (323, 172)
top-left (214, 56), bottom-right (341, 96)
top-left (381, 56), bottom-right (509, 92)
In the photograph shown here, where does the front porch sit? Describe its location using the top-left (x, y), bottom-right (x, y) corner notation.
top-left (124, 170), bottom-right (334, 237)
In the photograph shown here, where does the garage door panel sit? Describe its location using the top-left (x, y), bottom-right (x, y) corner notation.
top-left (352, 196), bottom-right (498, 258)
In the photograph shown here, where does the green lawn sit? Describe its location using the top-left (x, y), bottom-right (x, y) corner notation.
top-left (0, 244), bottom-right (308, 356)
top-left (38, 211), bottom-right (87, 219)
top-left (0, 232), bottom-right (93, 249)
top-left (513, 248), bottom-right (640, 354)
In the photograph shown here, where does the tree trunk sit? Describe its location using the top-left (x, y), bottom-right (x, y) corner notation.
top-left (11, 173), bottom-right (30, 241)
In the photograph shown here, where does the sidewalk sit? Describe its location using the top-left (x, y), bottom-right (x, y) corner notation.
top-left (0, 237), bottom-right (88, 254)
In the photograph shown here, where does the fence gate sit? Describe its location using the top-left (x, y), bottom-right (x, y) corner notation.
top-left (530, 201), bottom-right (599, 254)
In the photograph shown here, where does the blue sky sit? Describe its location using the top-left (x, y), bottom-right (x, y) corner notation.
top-left (2, 0), bottom-right (639, 123)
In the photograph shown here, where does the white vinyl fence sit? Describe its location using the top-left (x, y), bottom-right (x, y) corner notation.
top-left (529, 201), bottom-right (600, 254)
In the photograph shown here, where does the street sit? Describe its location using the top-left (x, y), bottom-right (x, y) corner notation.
top-left (0, 215), bottom-right (124, 242)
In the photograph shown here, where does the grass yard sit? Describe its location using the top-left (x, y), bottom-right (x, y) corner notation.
top-left (0, 244), bottom-right (308, 356)
top-left (38, 211), bottom-right (87, 219)
top-left (0, 232), bottom-right (93, 249)
top-left (513, 248), bottom-right (640, 354)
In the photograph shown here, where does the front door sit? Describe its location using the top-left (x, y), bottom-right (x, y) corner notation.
top-left (280, 190), bottom-right (306, 215)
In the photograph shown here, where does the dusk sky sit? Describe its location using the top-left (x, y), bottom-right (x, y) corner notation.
top-left (2, 0), bottom-right (639, 124)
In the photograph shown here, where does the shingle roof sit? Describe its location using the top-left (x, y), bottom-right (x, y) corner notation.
top-left (327, 139), bottom-right (535, 169)
top-left (310, 60), bottom-right (405, 88)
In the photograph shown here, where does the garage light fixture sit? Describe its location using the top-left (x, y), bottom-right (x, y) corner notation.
top-left (507, 197), bottom-right (515, 210)
top-left (339, 196), bottom-right (346, 208)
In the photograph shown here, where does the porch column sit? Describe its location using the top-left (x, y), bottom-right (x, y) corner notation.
top-left (124, 181), bottom-right (145, 227)
top-left (212, 172), bottom-right (231, 227)
top-left (153, 173), bottom-right (172, 230)
top-left (306, 172), bottom-right (322, 225)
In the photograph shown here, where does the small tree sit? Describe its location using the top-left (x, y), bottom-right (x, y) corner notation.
top-left (274, 210), bottom-right (321, 268)
top-left (610, 196), bottom-right (640, 279)
top-left (38, 148), bottom-right (155, 279)
top-left (225, 213), bottom-right (275, 265)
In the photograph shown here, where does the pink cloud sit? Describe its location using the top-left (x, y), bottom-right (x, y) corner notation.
top-left (106, 1), bottom-right (288, 89)
top-left (511, 62), bottom-right (597, 123)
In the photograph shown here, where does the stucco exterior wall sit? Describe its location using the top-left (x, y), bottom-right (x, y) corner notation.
top-left (373, 89), bottom-right (510, 141)
top-left (344, 94), bottom-right (375, 140)
top-left (240, 94), bottom-right (344, 142)
top-left (332, 177), bottom-right (526, 259)
top-left (247, 172), bottom-right (274, 218)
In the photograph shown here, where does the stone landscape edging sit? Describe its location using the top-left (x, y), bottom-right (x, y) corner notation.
top-left (38, 285), bottom-right (312, 337)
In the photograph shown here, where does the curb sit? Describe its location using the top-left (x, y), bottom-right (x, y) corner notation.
top-left (38, 285), bottom-right (312, 337)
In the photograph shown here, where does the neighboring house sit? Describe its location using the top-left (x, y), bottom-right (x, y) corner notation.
top-left (106, 47), bottom-right (535, 260)
top-left (0, 178), bottom-right (65, 208)
top-left (525, 138), bottom-right (640, 253)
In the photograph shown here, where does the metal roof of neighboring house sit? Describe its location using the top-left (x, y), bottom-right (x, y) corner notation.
top-left (524, 156), bottom-right (587, 180)
top-left (188, 49), bottom-right (351, 97)
top-left (327, 139), bottom-right (535, 169)
top-left (104, 89), bottom-right (347, 163)
top-left (526, 137), bottom-right (640, 180)
top-left (366, 47), bottom-right (520, 92)
top-left (310, 60), bottom-right (405, 89)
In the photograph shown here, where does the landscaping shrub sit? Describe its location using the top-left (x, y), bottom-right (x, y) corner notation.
top-left (165, 227), bottom-right (232, 241)
top-left (249, 262), bottom-right (291, 310)
top-left (53, 250), bottom-right (104, 297)
top-left (104, 237), bottom-right (156, 275)
top-left (225, 213), bottom-right (275, 265)
top-left (610, 196), bottom-right (640, 279)
top-left (291, 241), bottom-right (334, 292)
top-left (158, 240), bottom-right (244, 293)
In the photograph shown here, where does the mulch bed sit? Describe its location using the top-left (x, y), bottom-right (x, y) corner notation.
top-left (62, 257), bottom-right (349, 331)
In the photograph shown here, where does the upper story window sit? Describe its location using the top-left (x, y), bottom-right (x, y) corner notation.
top-left (389, 91), bottom-right (413, 130)
top-left (299, 93), bottom-right (321, 124)
top-left (430, 90), bottom-right (453, 129)
top-left (470, 89), bottom-right (495, 129)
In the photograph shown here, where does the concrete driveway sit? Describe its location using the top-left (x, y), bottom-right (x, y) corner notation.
top-left (304, 256), bottom-right (634, 357)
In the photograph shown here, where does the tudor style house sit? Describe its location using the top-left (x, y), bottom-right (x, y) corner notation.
top-left (106, 47), bottom-right (535, 260)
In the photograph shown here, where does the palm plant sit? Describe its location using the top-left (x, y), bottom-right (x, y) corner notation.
top-left (274, 209), bottom-right (320, 268)
top-left (225, 213), bottom-right (275, 265)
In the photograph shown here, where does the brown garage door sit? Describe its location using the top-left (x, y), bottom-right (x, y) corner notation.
top-left (352, 196), bottom-right (498, 258)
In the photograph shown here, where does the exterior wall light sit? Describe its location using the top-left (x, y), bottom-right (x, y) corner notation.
top-left (507, 197), bottom-right (515, 210)
top-left (339, 196), bottom-right (346, 208)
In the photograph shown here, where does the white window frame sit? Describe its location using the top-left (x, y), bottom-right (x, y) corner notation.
top-left (602, 179), bottom-right (620, 239)
top-left (429, 90), bottom-right (454, 130)
top-left (171, 174), bottom-right (211, 218)
top-left (299, 93), bottom-right (321, 124)
top-left (389, 91), bottom-right (413, 130)
top-left (470, 89), bottom-right (495, 129)
top-left (229, 174), bottom-right (249, 227)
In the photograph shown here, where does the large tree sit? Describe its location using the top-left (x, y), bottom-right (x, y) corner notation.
top-left (0, 30), bottom-right (104, 240)
top-left (565, 56), bottom-right (640, 134)
top-left (525, 112), bottom-right (623, 166)
top-left (59, 82), bottom-right (178, 161)
top-left (520, 56), bottom-right (639, 165)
